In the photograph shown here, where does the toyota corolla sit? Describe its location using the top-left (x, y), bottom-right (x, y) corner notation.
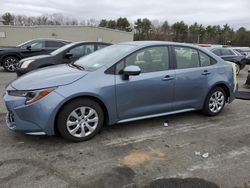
top-left (3, 41), bottom-right (237, 142)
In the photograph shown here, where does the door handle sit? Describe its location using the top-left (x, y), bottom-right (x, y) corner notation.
top-left (162, 75), bottom-right (174, 81)
top-left (202, 70), bottom-right (211, 75)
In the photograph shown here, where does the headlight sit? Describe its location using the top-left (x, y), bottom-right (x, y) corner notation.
top-left (21, 60), bottom-right (34, 68)
top-left (8, 88), bottom-right (56, 105)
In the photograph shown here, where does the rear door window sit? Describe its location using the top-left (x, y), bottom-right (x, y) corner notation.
top-left (212, 49), bottom-right (221, 56)
top-left (46, 41), bottom-right (65, 48)
top-left (221, 49), bottom-right (234, 56)
top-left (174, 47), bottom-right (200, 69)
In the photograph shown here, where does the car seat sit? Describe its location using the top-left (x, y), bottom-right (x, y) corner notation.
top-left (142, 50), bottom-right (153, 73)
top-left (190, 53), bottom-right (199, 67)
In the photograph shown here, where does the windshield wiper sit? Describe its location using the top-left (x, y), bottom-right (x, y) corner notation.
top-left (70, 63), bottom-right (85, 70)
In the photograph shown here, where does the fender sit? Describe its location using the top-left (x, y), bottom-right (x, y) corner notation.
top-left (46, 92), bottom-right (115, 135)
top-left (207, 81), bottom-right (231, 102)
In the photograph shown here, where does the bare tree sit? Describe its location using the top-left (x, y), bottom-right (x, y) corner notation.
top-left (86, 18), bottom-right (99, 27)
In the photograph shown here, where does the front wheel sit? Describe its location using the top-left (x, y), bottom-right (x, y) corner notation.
top-left (203, 87), bottom-right (226, 116)
top-left (2, 56), bottom-right (19, 72)
top-left (57, 99), bottom-right (104, 142)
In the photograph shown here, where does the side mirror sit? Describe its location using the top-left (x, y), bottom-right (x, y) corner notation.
top-left (64, 53), bottom-right (73, 59)
top-left (123, 65), bottom-right (141, 80)
top-left (26, 45), bottom-right (31, 50)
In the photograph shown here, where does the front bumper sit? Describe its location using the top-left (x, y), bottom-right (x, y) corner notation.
top-left (4, 87), bottom-right (65, 135)
top-left (240, 60), bottom-right (246, 70)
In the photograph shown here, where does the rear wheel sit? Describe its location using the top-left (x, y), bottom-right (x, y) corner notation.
top-left (57, 98), bottom-right (104, 142)
top-left (203, 87), bottom-right (226, 116)
top-left (2, 56), bottom-right (19, 72)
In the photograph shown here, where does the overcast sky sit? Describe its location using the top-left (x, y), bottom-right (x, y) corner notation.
top-left (1, 0), bottom-right (249, 29)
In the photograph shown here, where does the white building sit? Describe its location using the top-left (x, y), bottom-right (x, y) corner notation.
top-left (0, 25), bottom-right (134, 46)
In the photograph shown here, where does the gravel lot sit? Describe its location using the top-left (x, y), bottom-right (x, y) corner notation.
top-left (0, 67), bottom-right (250, 188)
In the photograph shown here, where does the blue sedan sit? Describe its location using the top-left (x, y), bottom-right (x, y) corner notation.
top-left (4, 41), bottom-right (237, 142)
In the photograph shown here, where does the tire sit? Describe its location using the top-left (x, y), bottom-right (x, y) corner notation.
top-left (202, 87), bottom-right (226, 116)
top-left (57, 98), bottom-right (104, 142)
top-left (2, 56), bottom-right (20, 72)
top-left (235, 63), bottom-right (240, 75)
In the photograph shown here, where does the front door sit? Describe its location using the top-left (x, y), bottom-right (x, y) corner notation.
top-left (115, 46), bottom-right (175, 120)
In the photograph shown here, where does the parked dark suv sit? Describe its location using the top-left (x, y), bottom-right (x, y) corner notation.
top-left (0, 39), bottom-right (70, 72)
top-left (210, 48), bottom-right (246, 74)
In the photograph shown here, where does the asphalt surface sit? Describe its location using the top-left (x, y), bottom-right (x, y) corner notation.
top-left (0, 67), bottom-right (250, 188)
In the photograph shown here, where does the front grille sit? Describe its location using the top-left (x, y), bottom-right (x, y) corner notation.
top-left (5, 111), bottom-right (16, 130)
top-left (8, 111), bottom-right (14, 123)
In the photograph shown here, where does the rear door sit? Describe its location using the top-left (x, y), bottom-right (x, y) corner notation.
top-left (115, 46), bottom-right (175, 120)
top-left (172, 46), bottom-right (215, 110)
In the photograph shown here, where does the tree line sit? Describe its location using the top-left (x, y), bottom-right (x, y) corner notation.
top-left (1, 12), bottom-right (250, 46)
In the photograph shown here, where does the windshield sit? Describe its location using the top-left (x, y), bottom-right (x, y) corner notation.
top-left (50, 43), bottom-right (75, 56)
top-left (74, 44), bottom-right (136, 70)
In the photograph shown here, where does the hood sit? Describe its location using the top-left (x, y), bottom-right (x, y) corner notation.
top-left (20, 54), bottom-right (52, 62)
top-left (11, 64), bottom-right (88, 90)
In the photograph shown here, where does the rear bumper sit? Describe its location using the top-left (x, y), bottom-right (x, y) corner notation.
top-left (245, 73), bottom-right (250, 86)
top-left (229, 89), bottom-right (236, 103)
top-left (229, 83), bottom-right (238, 103)
top-left (240, 60), bottom-right (246, 70)
top-left (245, 58), bottom-right (250, 65)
